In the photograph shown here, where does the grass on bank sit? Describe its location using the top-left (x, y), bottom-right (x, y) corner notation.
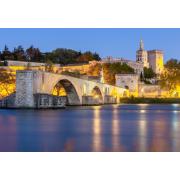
top-left (120, 97), bottom-right (180, 104)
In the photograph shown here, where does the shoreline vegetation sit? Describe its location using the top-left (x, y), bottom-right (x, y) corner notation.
top-left (120, 97), bottom-right (180, 104)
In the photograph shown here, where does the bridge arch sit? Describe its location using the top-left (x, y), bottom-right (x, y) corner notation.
top-left (52, 79), bottom-right (81, 105)
top-left (91, 86), bottom-right (103, 104)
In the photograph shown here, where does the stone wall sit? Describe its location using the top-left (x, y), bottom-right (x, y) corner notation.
top-left (15, 70), bottom-right (35, 108)
top-left (147, 50), bottom-right (164, 74)
top-left (34, 94), bottom-right (66, 108)
top-left (138, 83), bottom-right (164, 97)
top-left (82, 96), bottom-right (103, 105)
top-left (0, 93), bottom-right (16, 108)
top-left (104, 95), bottom-right (117, 104)
top-left (82, 95), bottom-right (116, 105)
top-left (0, 93), bottom-right (66, 108)
top-left (3, 60), bottom-right (61, 67)
top-left (115, 74), bottom-right (139, 97)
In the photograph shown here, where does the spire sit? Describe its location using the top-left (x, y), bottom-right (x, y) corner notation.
top-left (139, 39), bottom-right (144, 50)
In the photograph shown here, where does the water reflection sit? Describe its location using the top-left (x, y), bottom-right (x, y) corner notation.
top-left (151, 115), bottom-right (169, 151)
top-left (138, 110), bottom-right (147, 151)
top-left (0, 113), bottom-right (17, 151)
top-left (111, 106), bottom-right (121, 151)
top-left (0, 104), bottom-right (180, 152)
top-left (92, 106), bottom-right (102, 151)
top-left (171, 111), bottom-right (180, 151)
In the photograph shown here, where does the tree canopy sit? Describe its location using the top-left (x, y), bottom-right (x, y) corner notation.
top-left (0, 45), bottom-right (101, 65)
top-left (143, 67), bottom-right (156, 79)
top-left (0, 68), bottom-right (15, 98)
top-left (102, 62), bottom-right (135, 85)
top-left (88, 62), bottom-right (102, 76)
top-left (159, 59), bottom-right (180, 96)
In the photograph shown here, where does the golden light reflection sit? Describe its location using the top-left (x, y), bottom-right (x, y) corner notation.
top-left (112, 107), bottom-right (121, 151)
top-left (112, 108), bottom-right (119, 135)
top-left (92, 106), bottom-right (102, 151)
top-left (0, 114), bottom-right (17, 151)
top-left (138, 104), bottom-right (149, 107)
top-left (151, 120), bottom-right (168, 151)
top-left (172, 104), bottom-right (179, 107)
top-left (140, 110), bottom-right (146, 113)
top-left (138, 110), bottom-right (147, 151)
top-left (172, 112), bottom-right (180, 151)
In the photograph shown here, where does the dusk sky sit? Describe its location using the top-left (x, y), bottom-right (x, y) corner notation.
top-left (0, 28), bottom-right (180, 62)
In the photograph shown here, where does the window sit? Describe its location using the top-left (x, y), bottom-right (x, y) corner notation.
top-left (125, 86), bottom-right (129, 90)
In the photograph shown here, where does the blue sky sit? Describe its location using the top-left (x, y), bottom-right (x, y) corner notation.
top-left (0, 28), bottom-right (179, 62)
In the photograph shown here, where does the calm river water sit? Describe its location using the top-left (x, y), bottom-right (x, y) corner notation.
top-left (0, 104), bottom-right (180, 152)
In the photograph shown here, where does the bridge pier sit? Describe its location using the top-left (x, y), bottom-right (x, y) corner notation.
top-left (15, 70), bottom-right (35, 108)
top-left (104, 95), bottom-right (117, 104)
top-left (82, 95), bottom-right (117, 105)
top-left (82, 96), bottom-right (103, 105)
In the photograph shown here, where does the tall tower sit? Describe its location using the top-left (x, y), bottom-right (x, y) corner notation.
top-left (136, 40), bottom-right (149, 68)
top-left (147, 50), bottom-right (164, 74)
top-left (139, 39), bottom-right (144, 50)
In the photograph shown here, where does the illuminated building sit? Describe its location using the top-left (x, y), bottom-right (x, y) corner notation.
top-left (147, 50), bottom-right (164, 74)
top-left (136, 40), bottom-right (149, 68)
top-left (102, 57), bottom-right (144, 75)
top-left (136, 40), bottom-right (164, 74)
top-left (115, 74), bottom-right (139, 97)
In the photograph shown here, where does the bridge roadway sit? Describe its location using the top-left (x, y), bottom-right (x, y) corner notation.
top-left (15, 70), bottom-right (129, 108)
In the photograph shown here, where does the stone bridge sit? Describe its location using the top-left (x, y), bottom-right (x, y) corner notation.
top-left (15, 70), bottom-right (129, 108)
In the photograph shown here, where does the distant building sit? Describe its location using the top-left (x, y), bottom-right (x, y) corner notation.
top-left (115, 74), bottom-right (169, 98)
top-left (136, 40), bottom-right (149, 68)
top-left (147, 50), bottom-right (164, 74)
top-left (102, 57), bottom-right (144, 75)
top-left (115, 74), bottom-right (139, 96)
top-left (136, 40), bottom-right (164, 74)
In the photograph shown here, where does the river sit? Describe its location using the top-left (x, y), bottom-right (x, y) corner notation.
top-left (0, 104), bottom-right (180, 152)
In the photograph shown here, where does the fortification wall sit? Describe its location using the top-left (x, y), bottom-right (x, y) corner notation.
top-left (138, 84), bottom-right (161, 97)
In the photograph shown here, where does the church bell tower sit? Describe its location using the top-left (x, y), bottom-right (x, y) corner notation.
top-left (136, 40), bottom-right (149, 68)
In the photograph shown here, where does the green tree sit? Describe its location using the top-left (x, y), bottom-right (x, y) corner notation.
top-left (0, 68), bottom-right (15, 98)
top-left (88, 63), bottom-right (102, 76)
top-left (0, 45), bottom-right (101, 65)
top-left (102, 62), bottom-right (135, 85)
top-left (110, 62), bottom-right (134, 74)
top-left (44, 49), bottom-right (101, 65)
top-left (140, 72), bottom-right (144, 81)
top-left (61, 70), bottom-right (81, 78)
top-left (102, 63), bottom-right (115, 85)
top-left (26, 46), bottom-right (42, 62)
top-left (159, 59), bottom-right (180, 95)
top-left (13, 46), bottom-right (26, 61)
top-left (45, 60), bottom-right (54, 72)
top-left (93, 52), bottom-right (101, 61)
top-left (143, 67), bottom-right (156, 79)
top-left (45, 48), bottom-right (81, 65)
top-left (1, 45), bottom-right (14, 60)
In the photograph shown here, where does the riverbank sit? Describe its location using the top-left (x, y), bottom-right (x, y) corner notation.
top-left (120, 97), bottom-right (180, 104)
